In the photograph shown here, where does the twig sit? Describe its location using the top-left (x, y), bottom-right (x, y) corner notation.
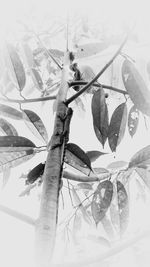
top-left (0, 95), bottom-right (56, 104)
top-left (65, 35), bottom-right (128, 105)
top-left (0, 204), bottom-right (35, 226)
top-left (63, 170), bottom-right (109, 182)
top-left (69, 81), bottom-right (128, 95)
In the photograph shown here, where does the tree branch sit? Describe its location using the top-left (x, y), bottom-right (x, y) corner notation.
top-left (69, 81), bottom-right (128, 95)
top-left (65, 35), bottom-right (128, 105)
top-left (0, 204), bottom-right (35, 226)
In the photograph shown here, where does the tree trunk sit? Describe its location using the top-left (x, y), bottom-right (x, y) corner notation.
top-left (35, 53), bottom-right (71, 267)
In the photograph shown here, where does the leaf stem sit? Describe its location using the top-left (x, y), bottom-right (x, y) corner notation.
top-left (0, 95), bottom-right (56, 104)
top-left (65, 35), bottom-right (128, 105)
top-left (69, 81), bottom-right (128, 95)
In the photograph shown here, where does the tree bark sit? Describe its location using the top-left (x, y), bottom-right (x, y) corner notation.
top-left (35, 53), bottom-right (71, 267)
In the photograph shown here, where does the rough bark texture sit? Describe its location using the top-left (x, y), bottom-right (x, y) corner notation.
top-left (35, 53), bottom-right (71, 267)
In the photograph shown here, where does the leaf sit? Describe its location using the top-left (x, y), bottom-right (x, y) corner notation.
top-left (26, 163), bottom-right (45, 184)
top-left (79, 65), bottom-right (96, 93)
top-left (87, 234), bottom-right (110, 247)
top-left (122, 59), bottom-right (150, 116)
top-left (19, 183), bottom-right (36, 197)
top-left (129, 145), bottom-right (150, 168)
top-left (117, 180), bottom-right (129, 234)
top-left (107, 161), bottom-right (128, 170)
top-left (23, 109), bottom-right (48, 144)
top-left (0, 104), bottom-right (23, 120)
top-left (30, 68), bottom-right (43, 91)
top-left (0, 118), bottom-right (18, 136)
top-left (93, 167), bottom-right (109, 174)
top-left (21, 42), bottom-right (35, 68)
top-left (72, 187), bottom-right (92, 225)
top-left (92, 89), bottom-right (109, 147)
top-left (2, 168), bottom-right (11, 188)
top-left (128, 105), bottom-right (139, 137)
top-left (136, 168), bottom-right (150, 189)
top-left (91, 180), bottom-right (113, 225)
top-left (76, 182), bottom-right (93, 191)
top-left (76, 42), bottom-right (108, 58)
top-left (5, 44), bottom-right (26, 91)
top-left (86, 150), bottom-right (107, 162)
top-left (0, 136), bottom-right (35, 152)
top-left (108, 103), bottom-right (127, 152)
top-left (0, 149), bottom-right (35, 172)
top-left (65, 143), bottom-right (92, 176)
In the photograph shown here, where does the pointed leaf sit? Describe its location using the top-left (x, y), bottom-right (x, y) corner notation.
top-left (80, 65), bottom-right (96, 93)
top-left (128, 105), bottom-right (139, 137)
top-left (0, 118), bottom-right (18, 136)
top-left (136, 168), bottom-right (150, 189)
top-left (91, 180), bottom-right (113, 225)
top-left (108, 103), bottom-right (127, 152)
top-left (117, 180), bottom-right (129, 234)
top-left (0, 104), bottom-right (23, 120)
top-left (65, 143), bottom-right (92, 175)
top-left (0, 149), bottom-right (35, 172)
top-left (122, 59), bottom-right (150, 116)
top-left (129, 145), bottom-right (150, 168)
top-left (5, 44), bottom-right (26, 91)
top-left (107, 161), bottom-right (128, 170)
top-left (93, 167), bottom-right (109, 174)
top-left (92, 89), bottom-right (109, 147)
top-left (0, 136), bottom-right (35, 152)
top-left (30, 68), bottom-right (43, 91)
top-left (26, 163), bottom-right (45, 184)
top-left (86, 150), bottom-right (107, 162)
top-left (19, 183), bottom-right (36, 197)
top-left (23, 109), bottom-right (48, 144)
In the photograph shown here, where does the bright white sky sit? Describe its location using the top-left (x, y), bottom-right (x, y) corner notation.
top-left (0, 0), bottom-right (150, 267)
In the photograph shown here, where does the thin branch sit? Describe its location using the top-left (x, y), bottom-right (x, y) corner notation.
top-left (0, 204), bottom-right (35, 226)
top-left (51, 228), bottom-right (150, 267)
top-left (69, 81), bottom-right (128, 95)
top-left (0, 95), bottom-right (56, 104)
top-left (65, 35), bottom-right (128, 105)
top-left (63, 170), bottom-right (109, 182)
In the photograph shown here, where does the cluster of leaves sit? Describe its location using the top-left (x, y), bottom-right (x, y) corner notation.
top-left (91, 59), bottom-right (150, 152)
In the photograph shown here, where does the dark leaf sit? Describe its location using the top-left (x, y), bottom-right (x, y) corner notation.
top-left (0, 104), bottom-right (23, 120)
top-left (0, 136), bottom-right (35, 151)
top-left (65, 143), bottom-right (92, 176)
top-left (136, 167), bottom-right (150, 189)
top-left (6, 44), bottom-right (26, 91)
top-left (122, 59), bottom-right (150, 116)
top-left (129, 145), bottom-right (150, 168)
top-left (91, 180), bottom-right (113, 225)
top-left (128, 105), bottom-right (139, 137)
top-left (86, 150), bottom-right (107, 162)
top-left (23, 109), bottom-right (48, 144)
top-left (0, 118), bottom-right (18, 136)
top-left (107, 161), bottom-right (128, 170)
top-left (26, 163), bottom-right (45, 184)
top-left (108, 103), bottom-right (127, 152)
top-left (117, 180), bottom-right (129, 234)
top-left (30, 68), bottom-right (43, 91)
top-left (92, 89), bottom-right (109, 147)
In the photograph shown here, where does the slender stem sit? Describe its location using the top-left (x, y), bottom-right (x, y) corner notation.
top-left (63, 170), bottom-right (109, 182)
top-left (0, 95), bottom-right (56, 104)
top-left (65, 35), bottom-right (128, 105)
top-left (0, 204), bottom-right (35, 226)
top-left (69, 81), bottom-right (128, 95)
